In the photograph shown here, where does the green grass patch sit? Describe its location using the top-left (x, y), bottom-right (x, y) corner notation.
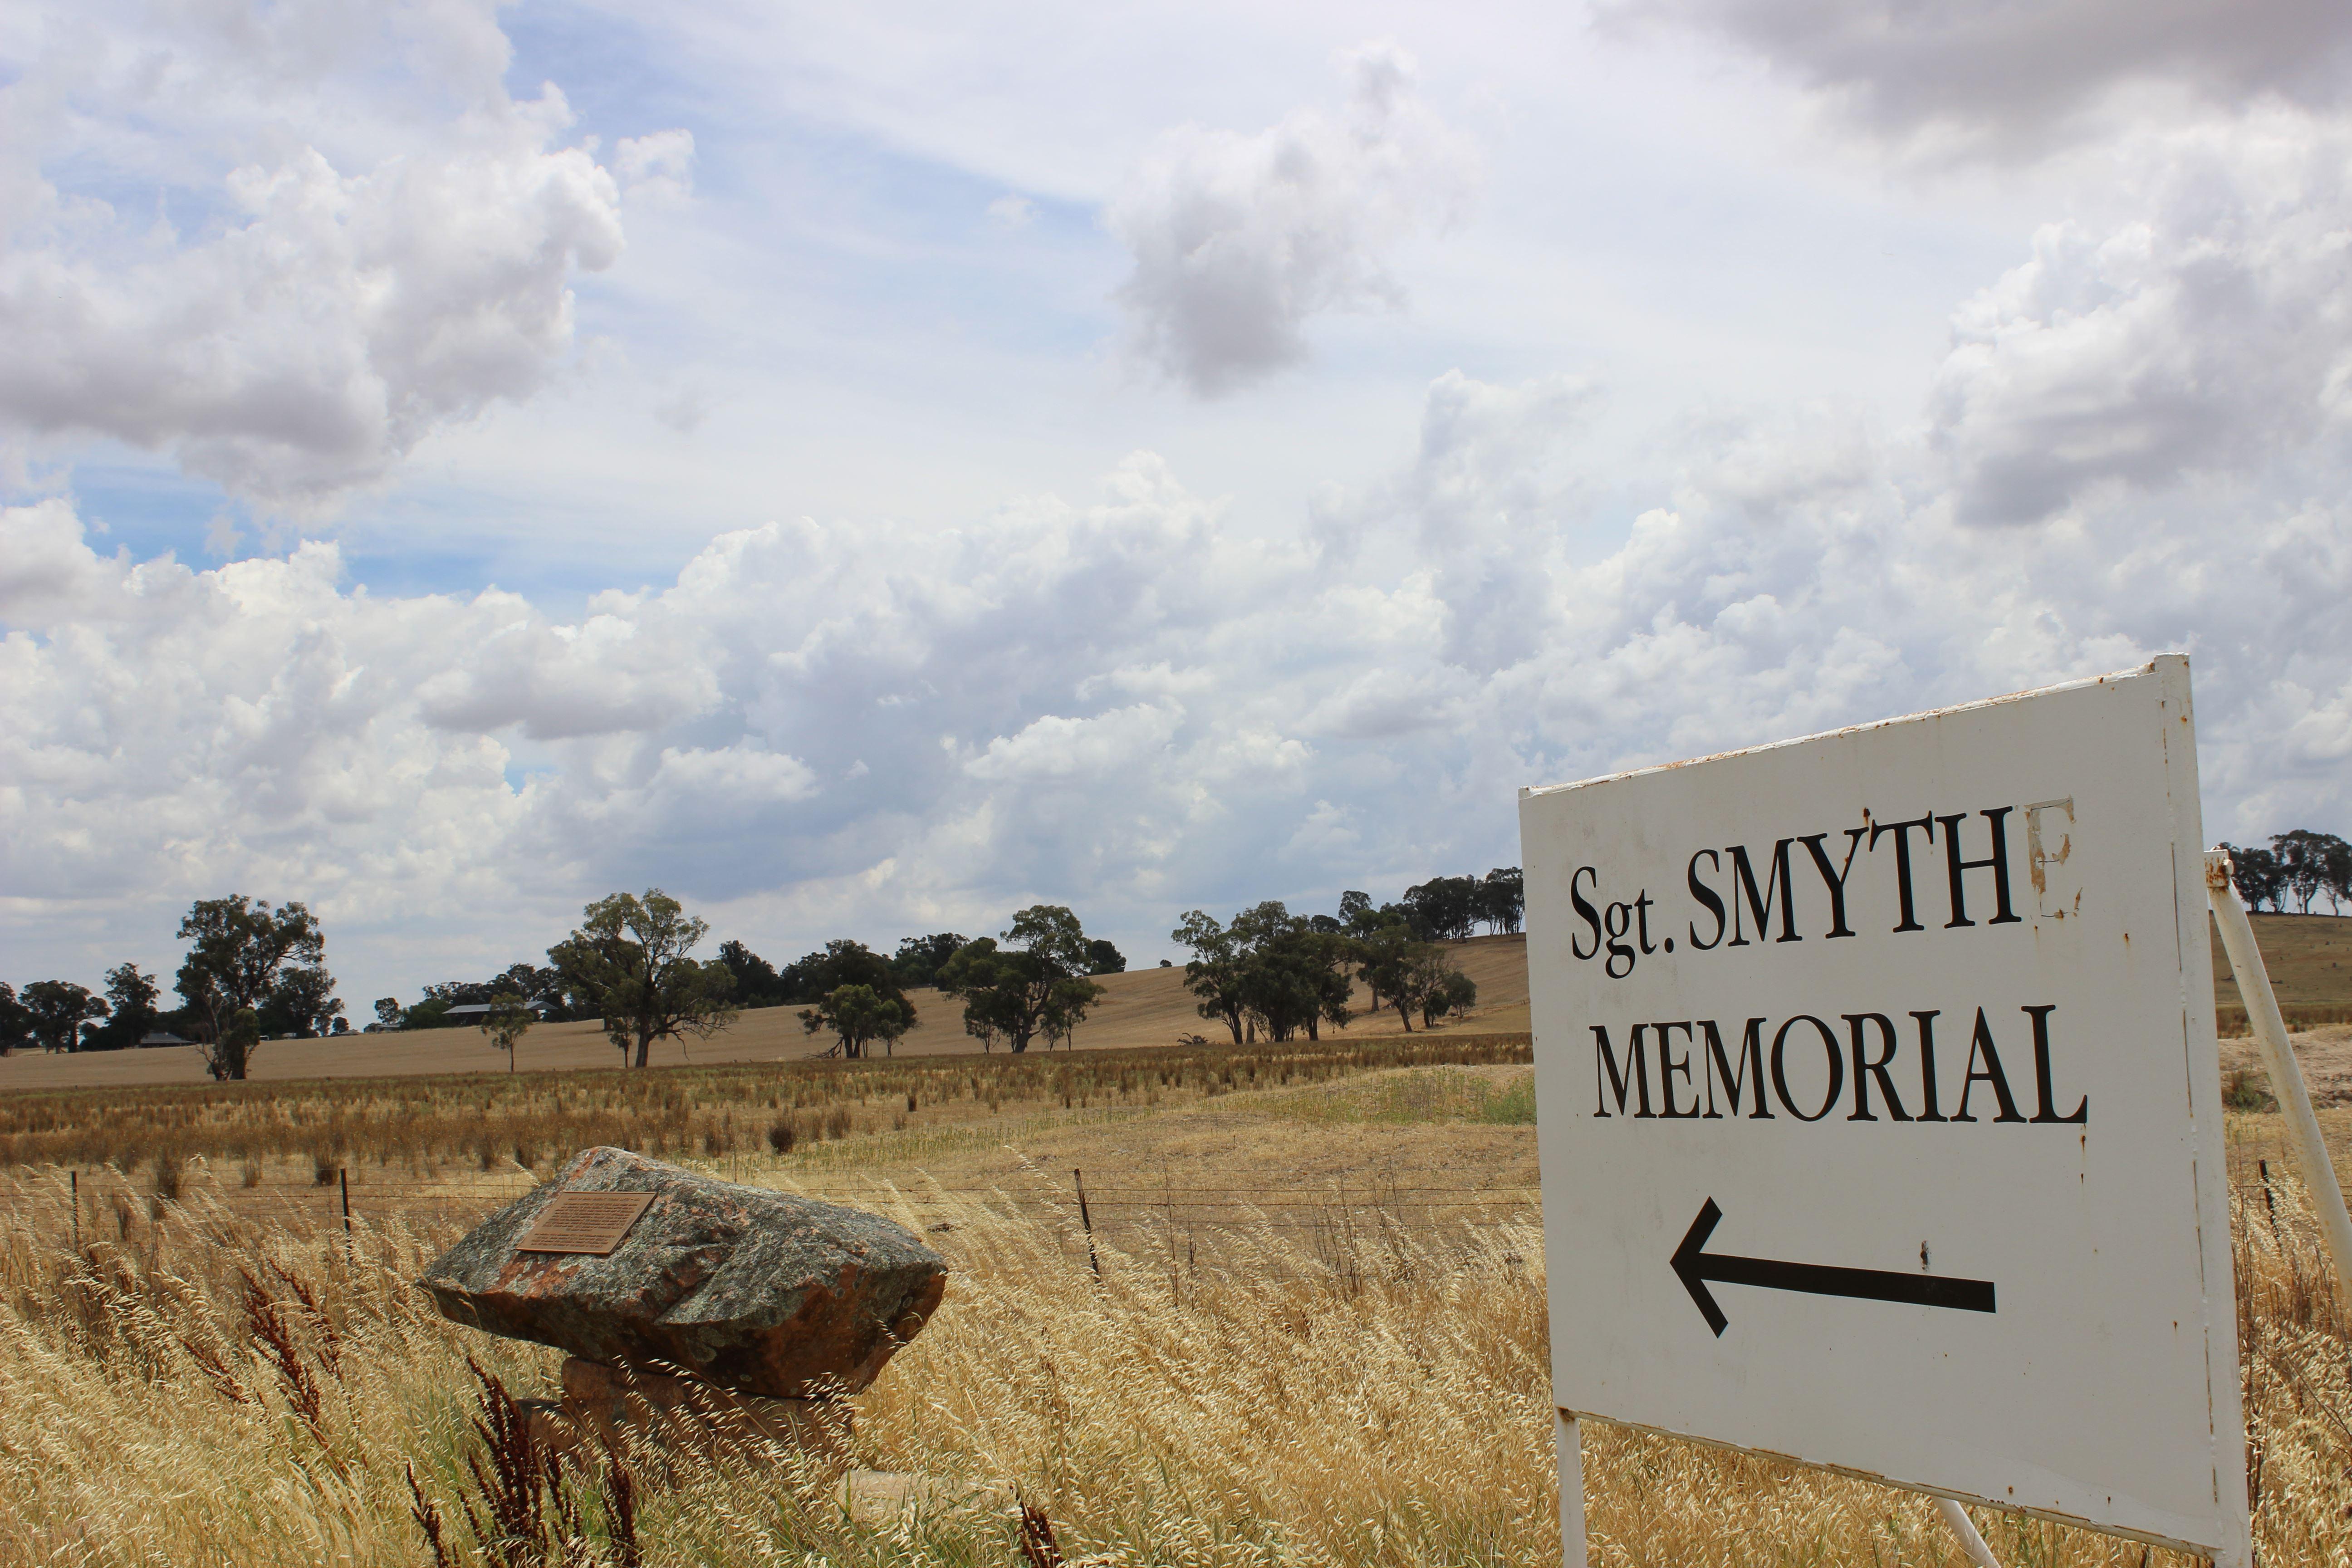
top-left (1258, 1067), bottom-right (1537, 1127)
top-left (1475, 1076), bottom-right (1537, 1125)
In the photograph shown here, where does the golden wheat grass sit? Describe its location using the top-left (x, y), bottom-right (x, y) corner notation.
top-left (0, 1168), bottom-right (2342, 1566)
top-left (0, 1126), bottom-right (2344, 1564)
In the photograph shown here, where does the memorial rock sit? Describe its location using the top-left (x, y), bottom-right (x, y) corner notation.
top-left (421, 1146), bottom-right (947, 1398)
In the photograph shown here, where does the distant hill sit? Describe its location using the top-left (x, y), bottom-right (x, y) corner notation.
top-left (0, 936), bottom-right (1533, 1092)
top-left (2216, 912), bottom-right (2352, 1034)
top-left (9, 914), bottom-right (2335, 1093)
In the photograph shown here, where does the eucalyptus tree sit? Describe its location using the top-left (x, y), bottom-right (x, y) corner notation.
top-left (1176, 902), bottom-right (1355, 1043)
top-left (22, 980), bottom-right (106, 1053)
top-left (480, 995), bottom-right (536, 1073)
top-left (175, 895), bottom-right (331, 1078)
top-left (547, 889), bottom-right (738, 1068)
top-left (938, 906), bottom-right (1106, 1054)
top-left (801, 983), bottom-right (912, 1058)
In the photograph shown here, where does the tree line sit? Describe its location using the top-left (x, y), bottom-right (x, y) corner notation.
top-left (1168, 868), bottom-right (1523, 1043)
top-left (1371, 867), bottom-right (1524, 941)
top-left (427, 892), bottom-right (1132, 1069)
top-left (0, 863), bottom-right (1524, 1073)
top-left (0, 887), bottom-right (1137, 1077)
top-left (0, 896), bottom-right (342, 1073)
top-left (2220, 831), bottom-right (2352, 914)
top-left (20, 834), bottom-right (2352, 1076)
top-left (389, 897), bottom-right (1130, 1063)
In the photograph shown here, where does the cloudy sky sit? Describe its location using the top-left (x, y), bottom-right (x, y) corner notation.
top-left (6, 0), bottom-right (2352, 1009)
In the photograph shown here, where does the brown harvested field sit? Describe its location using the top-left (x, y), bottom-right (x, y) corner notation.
top-left (2215, 911), bottom-right (2352, 1031)
top-left (0, 935), bottom-right (1534, 1093)
top-left (0, 1028), bottom-right (1539, 1210)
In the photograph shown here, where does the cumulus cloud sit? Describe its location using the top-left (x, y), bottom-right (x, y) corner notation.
top-left (1, 116), bottom-right (623, 508)
top-left (0, 452), bottom-right (1298, 945)
top-left (409, 593), bottom-right (722, 741)
top-left (1345, 370), bottom-right (1601, 672)
top-left (615, 130), bottom-right (696, 206)
top-left (11, 22), bottom-right (2352, 1001)
top-left (1608, 0), bottom-right (2352, 148)
top-left (965, 704), bottom-right (1184, 784)
top-left (1108, 42), bottom-right (1478, 395)
top-left (0, 0), bottom-right (683, 510)
top-left (1929, 111), bottom-right (2352, 524)
top-left (12, 339), bottom-right (2352, 999)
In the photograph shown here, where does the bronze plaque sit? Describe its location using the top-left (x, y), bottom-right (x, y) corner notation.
top-left (514, 1191), bottom-right (657, 1255)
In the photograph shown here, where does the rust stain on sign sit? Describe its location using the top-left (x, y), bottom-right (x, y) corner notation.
top-left (2024, 797), bottom-right (2079, 919)
top-left (514, 1191), bottom-right (656, 1255)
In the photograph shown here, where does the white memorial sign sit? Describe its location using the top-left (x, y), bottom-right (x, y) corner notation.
top-left (1519, 657), bottom-right (2248, 1563)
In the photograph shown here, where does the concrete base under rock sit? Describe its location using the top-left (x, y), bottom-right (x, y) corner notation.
top-left (525, 1356), bottom-right (852, 1473)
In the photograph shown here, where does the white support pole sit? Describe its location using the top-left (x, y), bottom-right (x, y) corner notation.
top-left (2206, 851), bottom-right (2352, 1309)
top-left (1555, 1411), bottom-right (1588, 1568)
top-left (1935, 1499), bottom-right (2004, 1568)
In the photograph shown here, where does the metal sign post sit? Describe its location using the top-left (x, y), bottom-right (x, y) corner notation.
top-left (1522, 656), bottom-right (2249, 1566)
top-left (2206, 853), bottom-right (2352, 1309)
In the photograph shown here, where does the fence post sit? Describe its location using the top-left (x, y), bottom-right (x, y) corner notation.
top-left (70, 1168), bottom-right (79, 1253)
top-left (1074, 1168), bottom-right (1101, 1278)
top-left (339, 1168), bottom-right (352, 1238)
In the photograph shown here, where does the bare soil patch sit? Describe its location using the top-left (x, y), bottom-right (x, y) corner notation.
top-left (2221, 1024), bottom-right (2352, 1107)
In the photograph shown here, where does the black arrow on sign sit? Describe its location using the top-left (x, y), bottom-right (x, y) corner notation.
top-left (1671, 1198), bottom-right (1997, 1337)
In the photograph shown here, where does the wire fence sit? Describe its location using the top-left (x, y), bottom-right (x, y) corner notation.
top-left (0, 1165), bottom-right (1548, 1242)
top-left (6, 1160), bottom-right (2340, 1297)
top-left (0, 1162), bottom-right (1553, 1292)
top-left (5, 1162), bottom-right (2323, 1219)
top-left (2217, 1002), bottom-right (2352, 1037)
top-left (20, 1194), bottom-right (1532, 1305)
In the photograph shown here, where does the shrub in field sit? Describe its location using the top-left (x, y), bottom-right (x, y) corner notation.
top-left (2226, 1068), bottom-right (2278, 1112)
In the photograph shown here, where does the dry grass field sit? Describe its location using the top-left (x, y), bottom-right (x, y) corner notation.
top-left (0, 1029), bottom-right (2347, 1568)
top-left (2, 920), bottom-right (2349, 1565)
